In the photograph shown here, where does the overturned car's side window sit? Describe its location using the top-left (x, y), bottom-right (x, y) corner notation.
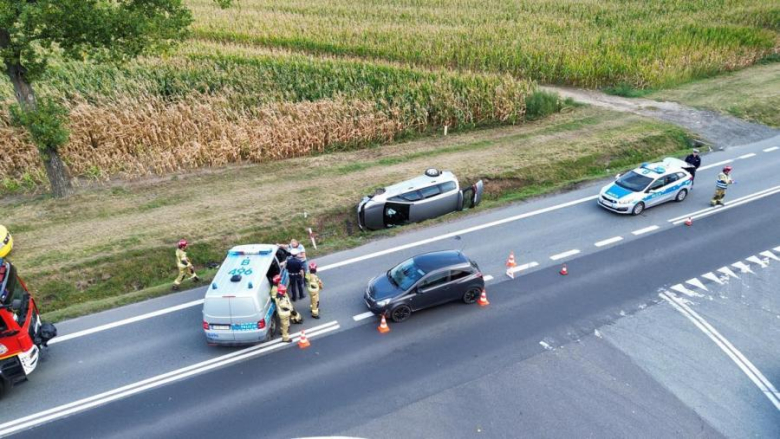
top-left (438, 181), bottom-right (457, 193)
top-left (390, 190), bottom-right (423, 202)
top-left (419, 185), bottom-right (441, 199)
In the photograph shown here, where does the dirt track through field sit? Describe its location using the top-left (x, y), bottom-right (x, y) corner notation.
top-left (544, 86), bottom-right (779, 148)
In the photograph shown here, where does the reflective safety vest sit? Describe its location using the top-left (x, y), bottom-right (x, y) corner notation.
top-left (715, 172), bottom-right (732, 189)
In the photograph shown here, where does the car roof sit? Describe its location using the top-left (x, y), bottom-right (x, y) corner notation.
top-left (206, 244), bottom-right (278, 298)
top-left (412, 250), bottom-right (469, 272)
top-left (632, 157), bottom-right (689, 177)
top-left (371, 171), bottom-right (458, 202)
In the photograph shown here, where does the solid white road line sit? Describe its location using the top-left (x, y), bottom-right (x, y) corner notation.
top-left (0, 321), bottom-right (341, 436)
top-left (668, 185), bottom-right (780, 223)
top-left (764, 147), bottom-right (779, 152)
top-left (632, 225), bottom-right (659, 235)
top-left (671, 185), bottom-right (780, 225)
top-left (738, 153), bottom-right (757, 159)
top-left (509, 261), bottom-right (539, 274)
top-left (49, 299), bottom-right (205, 345)
top-left (352, 312), bottom-right (374, 322)
top-left (483, 275), bottom-right (494, 282)
top-left (318, 195), bottom-right (598, 273)
top-left (550, 249), bottom-right (580, 261)
top-left (595, 236), bottom-right (623, 247)
top-left (698, 159), bottom-right (733, 171)
top-left (660, 292), bottom-right (780, 411)
top-left (670, 283), bottom-right (704, 298)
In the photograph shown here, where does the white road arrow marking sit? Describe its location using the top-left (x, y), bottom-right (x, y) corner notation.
top-left (746, 255), bottom-right (768, 268)
top-left (701, 272), bottom-right (724, 285)
top-left (717, 266), bottom-right (740, 280)
top-left (686, 278), bottom-right (708, 292)
top-left (671, 283), bottom-right (704, 298)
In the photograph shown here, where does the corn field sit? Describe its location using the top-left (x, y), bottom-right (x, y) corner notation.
top-left (2, 0), bottom-right (777, 189)
top-left (0, 50), bottom-right (532, 186)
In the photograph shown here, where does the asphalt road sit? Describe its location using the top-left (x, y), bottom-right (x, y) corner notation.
top-left (1, 135), bottom-right (779, 437)
top-left (12, 188), bottom-right (780, 438)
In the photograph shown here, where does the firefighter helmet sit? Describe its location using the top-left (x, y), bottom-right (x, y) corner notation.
top-left (723, 166), bottom-right (732, 173)
top-left (308, 262), bottom-right (317, 273)
top-left (277, 284), bottom-right (287, 294)
top-left (272, 274), bottom-right (282, 285)
top-left (177, 239), bottom-right (188, 249)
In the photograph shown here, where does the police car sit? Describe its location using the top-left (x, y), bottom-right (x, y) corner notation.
top-left (598, 158), bottom-right (693, 215)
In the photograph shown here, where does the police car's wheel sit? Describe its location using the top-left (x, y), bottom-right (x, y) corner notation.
top-left (631, 202), bottom-right (645, 216)
top-left (390, 305), bottom-right (412, 323)
top-left (675, 189), bottom-right (688, 202)
top-left (265, 317), bottom-right (278, 343)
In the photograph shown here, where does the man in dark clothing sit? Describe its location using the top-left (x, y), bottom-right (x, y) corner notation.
top-left (684, 149), bottom-right (702, 186)
top-left (286, 249), bottom-right (306, 301)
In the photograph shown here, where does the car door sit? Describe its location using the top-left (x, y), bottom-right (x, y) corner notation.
top-left (458, 180), bottom-right (484, 211)
top-left (411, 270), bottom-right (451, 311)
top-left (659, 173), bottom-right (681, 204)
top-left (643, 178), bottom-right (666, 206)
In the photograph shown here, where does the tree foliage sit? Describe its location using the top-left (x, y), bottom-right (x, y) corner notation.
top-left (9, 97), bottom-right (68, 156)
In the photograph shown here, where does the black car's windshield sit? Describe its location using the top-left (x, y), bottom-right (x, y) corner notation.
top-left (615, 171), bottom-right (653, 192)
top-left (389, 258), bottom-right (427, 290)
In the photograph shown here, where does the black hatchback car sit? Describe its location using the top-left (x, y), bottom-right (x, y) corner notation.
top-left (364, 250), bottom-right (485, 322)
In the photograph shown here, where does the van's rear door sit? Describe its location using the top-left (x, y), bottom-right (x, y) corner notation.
top-left (229, 297), bottom-right (259, 329)
top-left (203, 297), bottom-right (235, 341)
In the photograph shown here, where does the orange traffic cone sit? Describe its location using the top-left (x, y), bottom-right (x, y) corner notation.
top-left (685, 217), bottom-right (693, 226)
top-left (297, 329), bottom-right (311, 349)
top-left (559, 264), bottom-right (568, 276)
top-left (477, 289), bottom-right (490, 307)
top-left (378, 314), bottom-right (390, 334)
top-left (506, 251), bottom-right (517, 279)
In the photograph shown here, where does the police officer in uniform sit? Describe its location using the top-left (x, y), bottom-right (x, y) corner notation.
top-left (173, 239), bottom-right (199, 290)
top-left (711, 165), bottom-right (734, 206)
top-left (305, 262), bottom-right (323, 319)
top-left (684, 148), bottom-right (702, 186)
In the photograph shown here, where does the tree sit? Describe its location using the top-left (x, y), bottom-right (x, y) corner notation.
top-left (0, 0), bottom-right (232, 197)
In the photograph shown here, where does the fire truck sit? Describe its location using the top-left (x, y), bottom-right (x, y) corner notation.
top-left (0, 258), bottom-right (56, 398)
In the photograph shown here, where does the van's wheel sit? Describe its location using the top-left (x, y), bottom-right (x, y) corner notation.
top-left (463, 287), bottom-right (481, 304)
top-left (631, 202), bottom-right (645, 216)
top-left (265, 316), bottom-right (278, 343)
top-left (390, 305), bottom-right (412, 323)
top-left (675, 189), bottom-right (688, 202)
top-left (0, 379), bottom-right (8, 400)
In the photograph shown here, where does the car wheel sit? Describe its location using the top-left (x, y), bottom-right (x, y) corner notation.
top-left (462, 287), bottom-right (481, 304)
top-left (390, 305), bottom-right (412, 323)
top-left (675, 189), bottom-right (688, 202)
top-left (631, 202), bottom-right (645, 216)
top-left (0, 378), bottom-right (8, 400)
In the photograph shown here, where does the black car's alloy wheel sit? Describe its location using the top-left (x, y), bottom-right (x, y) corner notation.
top-left (390, 305), bottom-right (412, 323)
top-left (463, 287), bottom-right (481, 304)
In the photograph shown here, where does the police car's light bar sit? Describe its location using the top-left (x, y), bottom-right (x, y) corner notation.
top-left (228, 249), bottom-right (272, 256)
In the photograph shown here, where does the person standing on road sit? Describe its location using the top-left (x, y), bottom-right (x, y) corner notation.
top-left (279, 239), bottom-right (308, 272)
top-left (286, 249), bottom-right (306, 302)
top-left (274, 284), bottom-right (294, 343)
top-left (305, 262), bottom-right (323, 319)
top-left (173, 239), bottom-right (199, 291)
top-left (684, 148), bottom-right (702, 186)
top-left (711, 166), bottom-right (734, 206)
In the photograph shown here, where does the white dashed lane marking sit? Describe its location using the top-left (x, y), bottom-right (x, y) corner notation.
top-left (738, 153), bottom-right (757, 159)
top-left (699, 159), bottom-right (733, 171)
top-left (483, 275), bottom-right (494, 282)
top-left (550, 249), bottom-right (580, 261)
top-left (352, 312), bottom-right (374, 322)
top-left (632, 225), bottom-right (659, 235)
top-left (595, 236), bottom-right (623, 247)
top-left (508, 262), bottom-right (540, 274)
top-left (764, 146), bottom-right (779, 152)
